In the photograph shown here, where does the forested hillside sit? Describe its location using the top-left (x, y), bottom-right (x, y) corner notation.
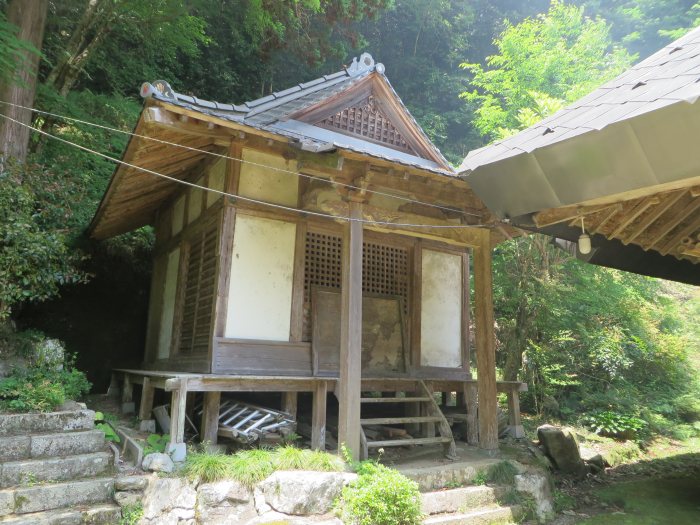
top-left (0, 0), bottom-right (698, 439)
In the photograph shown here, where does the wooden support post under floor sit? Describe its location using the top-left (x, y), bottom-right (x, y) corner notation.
top-left (282, 392), bottom-right (298, 420)
top-left (121, 374), bottom-right (134, 414)
top-left (337, 201), bottom-right (363, 461)
top-left (201, 391), bottom-right (221, 445)
top-left (168, 377), bottom-right (188, 460)
top-left (473, 228), bottom-right (499, 450)
top-left (312, 381), bottom-right (327, 450)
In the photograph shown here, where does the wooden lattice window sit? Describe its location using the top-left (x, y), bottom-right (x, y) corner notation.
top-left (178, 225), bottom-right (218, 354)
top-left (316, 95), bottom-right (415, 155)
top-left (302, 231), bottom-right (410, 340)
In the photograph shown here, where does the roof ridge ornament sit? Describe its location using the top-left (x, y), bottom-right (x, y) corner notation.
top-left (346, 52), bottom-right (384, 76)
top-left (141, 80), bottom-right (176, 100)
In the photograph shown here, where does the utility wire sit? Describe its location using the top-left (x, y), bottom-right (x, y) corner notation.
top-left (0, 99), bottom-right (480, 218)
top-left (0, 112), bottom-right (486, 230)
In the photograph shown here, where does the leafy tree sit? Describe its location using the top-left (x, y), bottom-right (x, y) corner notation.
top-left (460, 0), bottom-right (633, 140)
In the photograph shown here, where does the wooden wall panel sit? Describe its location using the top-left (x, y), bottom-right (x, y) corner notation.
top-left (212, 339), bottom-right (312, 376)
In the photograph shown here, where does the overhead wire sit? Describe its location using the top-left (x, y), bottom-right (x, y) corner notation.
top-left (0, 112), bottom-right (486, 230)
top-left (0, 99), bottom-right (481, 219)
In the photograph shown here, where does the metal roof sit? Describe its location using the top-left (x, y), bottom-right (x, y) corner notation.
top-left (460, 25), bottom-right (700, 174)
top-left (141, 53), bottom-right (453, 175)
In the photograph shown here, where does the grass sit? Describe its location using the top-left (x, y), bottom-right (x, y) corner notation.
top-left (486, 461), bottom-right (519, 485)
top-left (181, 446), bottom-right (345, 487)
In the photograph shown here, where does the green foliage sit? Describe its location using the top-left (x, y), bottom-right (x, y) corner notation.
top-left (553, 488), bottom-right (576, 512)
top-left (486, 460), bottom-right (519, 485)
top-left (460, 0), bottom-right (633, 140)
top-left (338, 461), bottom-right (422, 525)
top-left (472, 469), bottom-right (488, 486)
top-left (94, 411), bottom-right (121, 443)
top-left (0, 10), bottom-right (41, 84)
top-left (181, 445), bottom-right (344, 487)
top-left (144, 433), bottom-right (170, 456)
top-left (0, 169), bottom-right (88, 319)
top-left (119, 502), bottom-right (143, 525)
top-left (582, 411), bottom-right (647, 440)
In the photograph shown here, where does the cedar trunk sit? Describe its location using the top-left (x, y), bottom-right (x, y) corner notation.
top-left (0, 0), bottom-right (48, 164)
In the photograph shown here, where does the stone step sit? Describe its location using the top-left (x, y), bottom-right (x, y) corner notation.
top-left (0, 451), bottom-right (113, 489)
top-left (0, 478), bottom-right (114, 516)
top-left (0, 503), bottom-right (120, 524)
top-left (421, 486), bottom-right (500, 515)
top-left (423, 505), bottom-right (521, 525)
top-left (400, 458), bottom-right (503, 491)
top-left (0, 410), bottom-right (94, 438)
top-left (0, 430), bottom-right (106, 462)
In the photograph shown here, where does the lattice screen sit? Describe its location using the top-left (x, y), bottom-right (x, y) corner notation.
top-left (316, 96), bottom-right (415, 155)
top-left (178, 225), bottom-right (218, 354)
top-left (303, 230), bottom-right (410, 340)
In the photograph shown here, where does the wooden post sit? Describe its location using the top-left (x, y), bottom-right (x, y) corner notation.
top-left (312, 381), bottom-right (328, 450)
top-left (121, 374), bottom-right (135, 414)
top-left (282, 392), bottom-right (298, 420)
top-left (201, 391), bottom-right (221, 445)
top-left (461, 249), bottom-right (472, 377)
top-left (507, 391), bottom-right (525, 438)
top-left (465, 382), bottom-right (478, 445)
top-left (168, 378), bottom-right (188, 460)
top-left (138, 377), bottom-right (155, 421)
top-left (473, 229), bottom-right (498, 450)
top-left (337, 201), bottom-right (363, 461)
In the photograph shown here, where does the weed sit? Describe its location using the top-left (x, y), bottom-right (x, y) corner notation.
top-left (143, 434), bottom-right (169, 455)
top-left (95, 411), bottom-right (120, 443)
top-left (119, 503), bottom-right (143, 525)
top-left (553, 489), bottom-right (576, 512)
top-left (472, 469), bottom-right (488, 485)
top-left (486, 461), bottom-right (519, 485)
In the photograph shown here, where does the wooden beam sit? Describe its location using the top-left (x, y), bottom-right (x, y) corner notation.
top-left (534, 203), bottom-right (616, 228)
top-left (312, 381), bottom-right (328, 450)
top-left (507, 390), bottom-right (524, 439)
top-left (645, 198), bottom-right (700, 250)
top-left (168, 378), bottom-right (188, 450)
top-left (591, 204), bottom-right (623, 234)
top-left (121, 374), bottom-right (134, 414)
top-left (473, 228), bottom-right (498, 450)
top-left (608, 197), bottom-right (660, 239)
top-left (201, 391), bottom-right (221, 445)
top-left (138, 377), bottom-right (155, 421)
top-left (623, 190), bottom-right (685, 245)
top-left (659, 212), bottom-right (700, 256)
top-left (465, 382), bottom-right (478, 445)
top-left (337, 201), bottom-right (363, 461)
top-left (282, 392), bottom-right (298, 420)
top-left (461, 249), bottom-right (471, 376)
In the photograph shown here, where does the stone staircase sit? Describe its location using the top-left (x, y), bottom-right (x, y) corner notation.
top-left (0, 408), bottom-right (120, 524)
top-left (359, 379), bottom-right (457, 459)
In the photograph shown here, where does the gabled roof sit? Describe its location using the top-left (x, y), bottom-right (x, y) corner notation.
top-left (141, 53), bottom-right (453, 174)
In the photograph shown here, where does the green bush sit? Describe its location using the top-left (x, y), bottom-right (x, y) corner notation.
top-left (674, 394), bottom-right (700, 423)
top-left (581, 411), bottom-right (646, 440)
top-left (338, 462), bottom-right (422, 525)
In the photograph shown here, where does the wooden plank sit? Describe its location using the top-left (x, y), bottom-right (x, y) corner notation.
top-left (212, 339), bottom-right (312, 376)
top-left (644, 198), bottom-right (700, 249)
top-left (608, 197), bottom-right (660, 239)
top-left (312, 380), bottom-right (327, 450)
top-left (360, 396), bottom-right (430, 403)
top-left (169, 378), bottom-right (188, 446)
top-left (461, 249), bottom-right (471, 376)
top-left (473, 228), bottom-right (498, 450)
top-left (201, 391), bottom-right (221, 445)
top-left (360, 416), bottom-right (442, 425)
top-left (367, 436), bottom-right (452, 448)
top-left (337, 201), bottom-right (363, 461)
top-left (138, 377), bottom-right (155, 421)
top-left (623, 191), bottom-right (685, 245)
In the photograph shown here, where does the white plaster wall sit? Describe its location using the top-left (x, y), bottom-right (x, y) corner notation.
top-left (225, 215), bottom-right (296, 341)
top-left (420, 249), bottom-right (462, 368)
top-left (238, 148), bottom-right (299, 206)
top-left (207, 158), bottom-right (226, 207)
top-left (158, 248), bottom-right (180, 359)
top-left (172, 195), bottom-right (185, 235)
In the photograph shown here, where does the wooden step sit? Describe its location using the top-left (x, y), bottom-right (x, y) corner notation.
top-left (361, 416), bottom-right (442, 425)
top-left (367, 436), bottom-right (452, 448)
top-left (360, 396), bottom-right (430, 403)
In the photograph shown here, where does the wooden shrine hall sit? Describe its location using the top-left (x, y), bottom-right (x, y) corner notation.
top-left (90, 53), bottom-right (522, 460)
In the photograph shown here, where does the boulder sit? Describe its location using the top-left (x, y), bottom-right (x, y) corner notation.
top-left (537, 425), bottom-right (587, 477)
top-left (141, 477), bottom-right (197, 524)
top-left (195, 480), bottom-right (256, 525)
top-left (579, 446), bottom-right (606, 473)
top-left (255, 471), bottom-right (357, 516)
top-left (142, 452), bottom-right (174, 473)
top-left (515, 472), bottom-right (554, 521)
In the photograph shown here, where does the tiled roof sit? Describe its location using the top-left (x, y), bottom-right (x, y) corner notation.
top-left (141, 53), bottom-right (453, 175)
top-left (459, 25), bottom-right (700, 173)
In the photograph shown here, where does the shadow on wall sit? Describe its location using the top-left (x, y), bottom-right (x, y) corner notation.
top-left (16, 240), bottom-right (151, 392)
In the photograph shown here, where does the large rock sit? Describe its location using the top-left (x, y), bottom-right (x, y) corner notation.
top-left (142, 477), bottom-right (197, 524)
top-left (195, 480), bottom-right (256, 524)
top-left (537, 425), bottom-right (587, 477)
top-left (142, 452), bottom-right (175, 473)
top-left (255, 471), bottom-right (357, 516)
top-left (515, 472), bottom-right (554, 521)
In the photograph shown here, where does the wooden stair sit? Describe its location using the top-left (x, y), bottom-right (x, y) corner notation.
top-left (358, 379), bottom-right (457, 460)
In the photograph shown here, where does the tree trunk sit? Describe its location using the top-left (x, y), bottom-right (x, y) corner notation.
top-left (0, 0), bottom-right (48, 164)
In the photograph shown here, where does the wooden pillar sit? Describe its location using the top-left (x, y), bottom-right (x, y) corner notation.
top-left (461, 249), bottom-right (472, 377)
top-left (337, 201), bottom-right (363, 461)
top-left (465, 382), bottom-right (478, 445)
top-left (121, 374), bottom-right (134, 414)
top-left (282, 392), bottom-right (298, 419)
top-left (473, 229), bottom-right (498, 450)
top-left (138, 377), bottom-right (155, 421)
top-left (168, 378), bottom-right (188, 457)
top-left (507, 391), bottom-right (525, 438)
top-left (312, 381), bottom-right (327, 450)
top-left (201, 391), bottom-right (221, 445)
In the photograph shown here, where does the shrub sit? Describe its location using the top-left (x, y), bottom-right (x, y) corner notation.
top-left (581, 411), bottom-right (646, 440)
top-left (486, 461), bottom-right (519, 485)
top-left (338, 462), bottom-right (422, 525)
top-left (143, 433), bottom-right (169, 456)
top-left (674, 394), bottom-right (700, 423)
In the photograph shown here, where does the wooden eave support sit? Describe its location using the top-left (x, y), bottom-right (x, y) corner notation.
top-left (608, 196), bottom-right (660, 239)
top-left (623, 190), bottom-right (686, 245)
top-left (644, 198), bottom-right (700, 250)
